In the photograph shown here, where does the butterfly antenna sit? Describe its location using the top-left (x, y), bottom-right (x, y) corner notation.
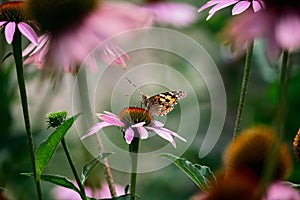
top-left (125, 77), bottom-right (144, 95)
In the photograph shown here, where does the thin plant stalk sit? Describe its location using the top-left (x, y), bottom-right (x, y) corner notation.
top-left (11, 30), bottom-right (43, 199)
top-left (233, 43), bottom-right (254, 139)
top-left (259, 50), bottom-right (289, 194)
top-left (61, 138), bottom-right (87, 200)
top-left (129, 137), bottom-right (140, 200)
top-left (76, 68), bottom-right (117, 197)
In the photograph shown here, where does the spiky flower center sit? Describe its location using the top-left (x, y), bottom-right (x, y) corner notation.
top-left (224, 126), bottom-right (292, 180)
top-left (118, 107), bottom-right (152, 127)
top-left (26, 0), bottom-right (97, 33)
top-left (0, 1), bottom-right (27, 22)
top-left (46, 110), bottom-right (67, 128)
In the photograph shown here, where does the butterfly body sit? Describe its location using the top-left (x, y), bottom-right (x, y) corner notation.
top-left (142, 91), bottom-right (186, 116)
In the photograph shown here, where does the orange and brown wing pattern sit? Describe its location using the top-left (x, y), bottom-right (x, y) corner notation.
top-left (142, 91), bottom-right (186, 116)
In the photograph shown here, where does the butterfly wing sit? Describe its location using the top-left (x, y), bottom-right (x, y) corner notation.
top-left (146, 91), bottom-right (186, 116)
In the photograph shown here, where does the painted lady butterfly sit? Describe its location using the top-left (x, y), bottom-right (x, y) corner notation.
top-left (126, 78), bottom-right (186, 116)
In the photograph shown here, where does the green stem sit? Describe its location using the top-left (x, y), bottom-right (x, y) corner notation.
top-left (259, 51), bottom-right (289, 195)
top-left (12, 30), bottom-right (43, 200)
top-left (275, 50), bottom-right (289, 138)
top-left (61, 138), bottom-right (87, 200)
top-left (233, 43), bottom-right (254, 139)
top-left (129, 137), bottom-right (140, 200)
top-left (77, 69), bottom-right (116, 197)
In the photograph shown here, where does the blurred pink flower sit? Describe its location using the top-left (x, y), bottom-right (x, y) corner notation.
top-left (82, 108), bottom-right (186, 148)
top-left (51, 182), bottom-right (124, 200)
top-left (145, 2), bottom-right (197, 27)
top-left (23, 1), bottom-right (153, 73)
top-left (263, 181), bottom-right (300, 200)
top-left (198, 0), bottom-right (264, 20)
top-left (224, 6), bottom-right (300, 58)
top-left (0, 1), bottom-right (38, 45)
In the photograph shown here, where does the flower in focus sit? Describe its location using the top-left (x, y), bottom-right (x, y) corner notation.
top-left (145, 1), bottom-right (197, 27)
top-left (0, 1), bottom-right (38, 45)
top-left (293, 128), bottom-right (300, 160)
top-left (198, 0), bottom-right (264, 20)
top-left (51, 181), bottom-right (124, 200)
top-left (223, 126), bottom-right (292, 181)
top-left (82, 107), bottom-right (186, 148)
top-left (224, 0), bottom-right (300, 57)
top-left (23, 0), bottom-right (153, 73)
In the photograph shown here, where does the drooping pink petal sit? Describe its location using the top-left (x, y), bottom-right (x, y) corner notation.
top-left (198, 0), bottom-right (221, 13)
top-left (275, 15), bottom-right (300, 51)
top-left (81, 122), bottom-right (113, 139)
top-left (17, 22), bottom-right (38, 45)
top-left (146, 126), bottom-right (176, 147)
top-left (232, 1), bottom-right (251, 15)
top-left (151, 120), bottom-right (164, 128)
top-left (0, 21), bottom-right (7, 26)
top-left (208, 0), bottom-right (238, 15)
top-left (252, 0), bottom-right (264, 12)
top-left (101, 44), bottom-right (129, 68)
top-left (135, 126), bottom-right (148, 140)
top-left (125, 127), bottom-right (134, 144)
top-left (98, 113), bottom-right (124, 127)
top-left (4, 22), bottom-right (16, 44)
top-left (160, 127), bottom-right (187, 142)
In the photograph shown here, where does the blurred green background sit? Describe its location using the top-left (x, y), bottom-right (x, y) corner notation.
top-left (1, 0), bottom-right (300, 199)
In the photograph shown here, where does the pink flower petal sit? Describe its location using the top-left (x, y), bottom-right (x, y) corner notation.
top-left (198, 0), bottom-right (221, 13)
top-left (160, 127), bottom-right (187, 142)
top-left (131, 122), bottom-right (146, 128)
top-left (206, 0), bottom-right (238, 20)
top-left (151, 120), bottom-right (164, 128)
top-left (146, 126), bottom-right (176, 147)
top-left (232, 1), bottom-right (251, 15)
top-left (0, 21), bottom-right (7, 26)
top-left (81, 122), bottom-right (113, 139)
top-left (125, 127), bottom-right (134, 144)
top-left (263, 182), bottom-right (300, 200)
top-left (208, 0), bottom-right (238, 14)
top-left (275, 15), bottom-right (300, 51)
top-left (252, 0), bottom-right (263, 12)
top-left (135, 126), bottom-right (148, 140)
top-left (17, 22), bottom-right (38, 45)
top-left (98, 113), bottom-right (124, 127)
top-left (4, 22), bottom-right (16, 44)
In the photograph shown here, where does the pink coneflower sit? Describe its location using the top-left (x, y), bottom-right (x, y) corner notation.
top-left (0, 1), bottom-right (38, 45)
top-left (224, 0), bottom-right (300, 57)
top-left (198, 0), bottom-right (264, 20)
top-left (22, 0), bottom-right (153, 73)
top-left (82, 107), bottom-right (186, 148)
top-left (145, 0), bottom-right (197, 27)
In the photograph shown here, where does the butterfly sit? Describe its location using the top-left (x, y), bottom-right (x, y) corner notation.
top-left (126, 78), bottom-right (186, 116)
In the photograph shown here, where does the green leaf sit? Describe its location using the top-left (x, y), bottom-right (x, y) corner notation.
top-left (35, 114), bottom-right (80, 179)
top-left (81, 153), bottom-right (113, 184)
top-left (22, 173), bottom-right (80, 194)
top-left (160, 153), bottom-right (216, 191)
